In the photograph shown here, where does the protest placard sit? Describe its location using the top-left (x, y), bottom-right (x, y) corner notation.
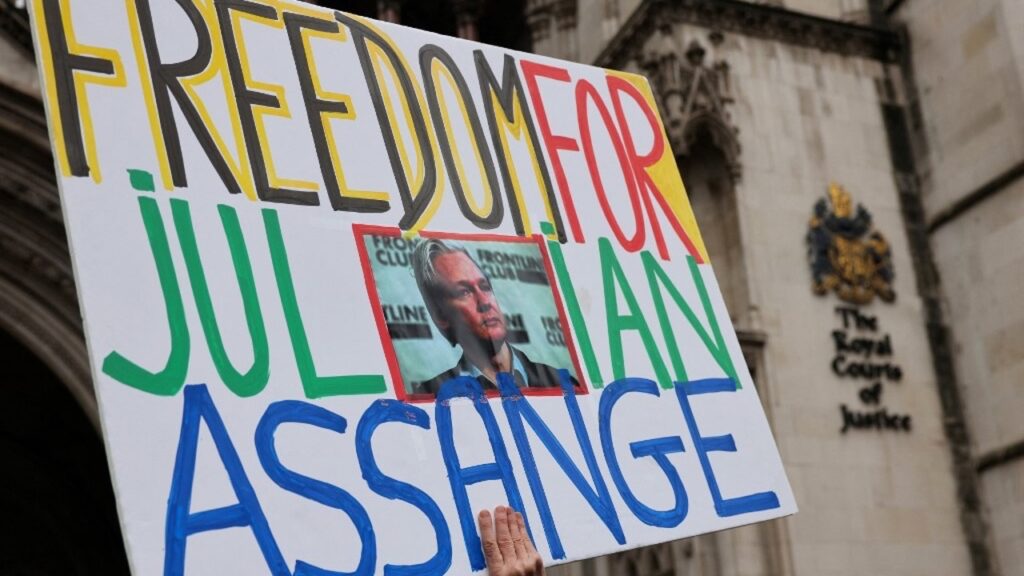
top-left (27, 0), bottom-right (796, 573)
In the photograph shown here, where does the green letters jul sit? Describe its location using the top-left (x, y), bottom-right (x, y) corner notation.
top-left (102, 196), bottom-right (190, 396)
top-left (102, 196), bottom-right (387, 399)
top-left (103, 198), bottom-right (270, 397)
top-left (172, 200), bottom-right (270, 397)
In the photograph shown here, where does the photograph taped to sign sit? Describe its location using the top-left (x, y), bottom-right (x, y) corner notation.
top-left (26, 0), bottom-right (797, 573)
top-left (356, 226), bottom-right (584, 400)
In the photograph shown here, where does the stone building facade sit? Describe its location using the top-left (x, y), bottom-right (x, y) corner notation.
top-left (887, 1), bottom-right (1024, 572)
top-left (0, 0), bottom-right (1020, 574)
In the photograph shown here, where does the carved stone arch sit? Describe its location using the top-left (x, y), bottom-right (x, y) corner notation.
top-left (680, 111), bottom-right (742, 183)
top-left (0, 82), bottom-right (95, 430)
top-left (0, 0), bottom-right (34, 58)
top-left (0, 81), bottom-right (127, 570)
top-left (638, 28), bottom-right (743, 183)
top-left (676, 123), bottom-right (750, 325)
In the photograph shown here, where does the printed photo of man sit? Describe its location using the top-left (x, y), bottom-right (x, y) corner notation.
top-left (411, 238), bottom-right (576, 395)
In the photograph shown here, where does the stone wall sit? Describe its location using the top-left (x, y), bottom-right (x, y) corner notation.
top-left (1, 0), bottom-right (1016, 573)
top-left (578, 7), bottom-right (976, 571)
top-left (928, 172), bottom-right (1024, 576)
top-left (896, 0), bottom-right (1024, 218)
top-left (716, 30), bottom-right (970, 576)
top-left (893, 0), bottom-right (1024, 572)
top-left (576, 0), bottom-right (872, 65)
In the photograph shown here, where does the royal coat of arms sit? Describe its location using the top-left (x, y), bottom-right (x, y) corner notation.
top-left (807, 183), bottom-right (895, 304)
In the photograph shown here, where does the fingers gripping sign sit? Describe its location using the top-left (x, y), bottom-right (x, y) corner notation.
top-left (478, 506), bottom-right (545, 576)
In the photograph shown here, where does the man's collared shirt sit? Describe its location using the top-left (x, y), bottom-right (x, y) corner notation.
top-left (412, 345), bottom-right (571, 396)
top-left (455, 349), bottom-right (529, 388)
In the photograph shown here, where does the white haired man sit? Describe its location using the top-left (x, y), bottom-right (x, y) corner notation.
top-left (411, 238), bottom-right (575, 395)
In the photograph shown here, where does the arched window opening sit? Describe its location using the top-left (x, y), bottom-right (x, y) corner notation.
top-left (0, 328), bottom-right (129, 574)
top-left (677, 125), bottom-right (749, 326)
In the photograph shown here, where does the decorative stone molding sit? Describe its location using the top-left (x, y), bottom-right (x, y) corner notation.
top-left (525, 0), bottom-right (555, 46)
top-left (0, 0), bottom-right (34, 59)
top-left (526, 0), bottom-right (577, 59)
top-left (0, 82), bottom-right (60, 221)
top-left (553, 0), bottom-right (577, 31)
top-left (595, 0), bottom-right (900, 69)
top-left (638, 28), bottom-right (742, 180)
top-left (0, 80), bottom-right (95, 429)
top-left (0, 198), bottom-right (94, 428)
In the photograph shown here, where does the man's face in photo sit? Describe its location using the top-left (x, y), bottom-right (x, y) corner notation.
top-left (433, 251), bottom-right (507, 348)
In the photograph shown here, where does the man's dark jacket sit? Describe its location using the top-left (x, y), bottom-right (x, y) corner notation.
top-left (413, 347), bottom-right (577, 396)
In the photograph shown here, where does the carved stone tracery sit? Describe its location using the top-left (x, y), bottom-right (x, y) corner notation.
top-left (0, 80), bottom-right (94, 429)
top-left (0, 0), bottom-right (34, 59)
top-left (640, 28), bottom-right (742, 181)
top-left (525, 0), bottom-right (577, 59)
top-left (596, 0), bottom-right (899, 69)
top-left (525, 0), bottom-right (554, 45)
top-left (553, 0), bottom-right (577, 31)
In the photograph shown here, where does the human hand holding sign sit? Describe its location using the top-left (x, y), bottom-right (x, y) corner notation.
top-left (478, 506), bottom-right (545, 576)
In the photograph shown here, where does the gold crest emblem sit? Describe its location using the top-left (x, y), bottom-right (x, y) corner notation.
top-left (807, 183), bottom-right (895, 304)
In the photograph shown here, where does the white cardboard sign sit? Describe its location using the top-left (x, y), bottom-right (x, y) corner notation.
top-left (28, 0), bottom-right (796, 573)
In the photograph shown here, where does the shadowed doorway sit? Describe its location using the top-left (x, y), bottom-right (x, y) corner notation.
top-left (0, 329), bottom-right (129, 575)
